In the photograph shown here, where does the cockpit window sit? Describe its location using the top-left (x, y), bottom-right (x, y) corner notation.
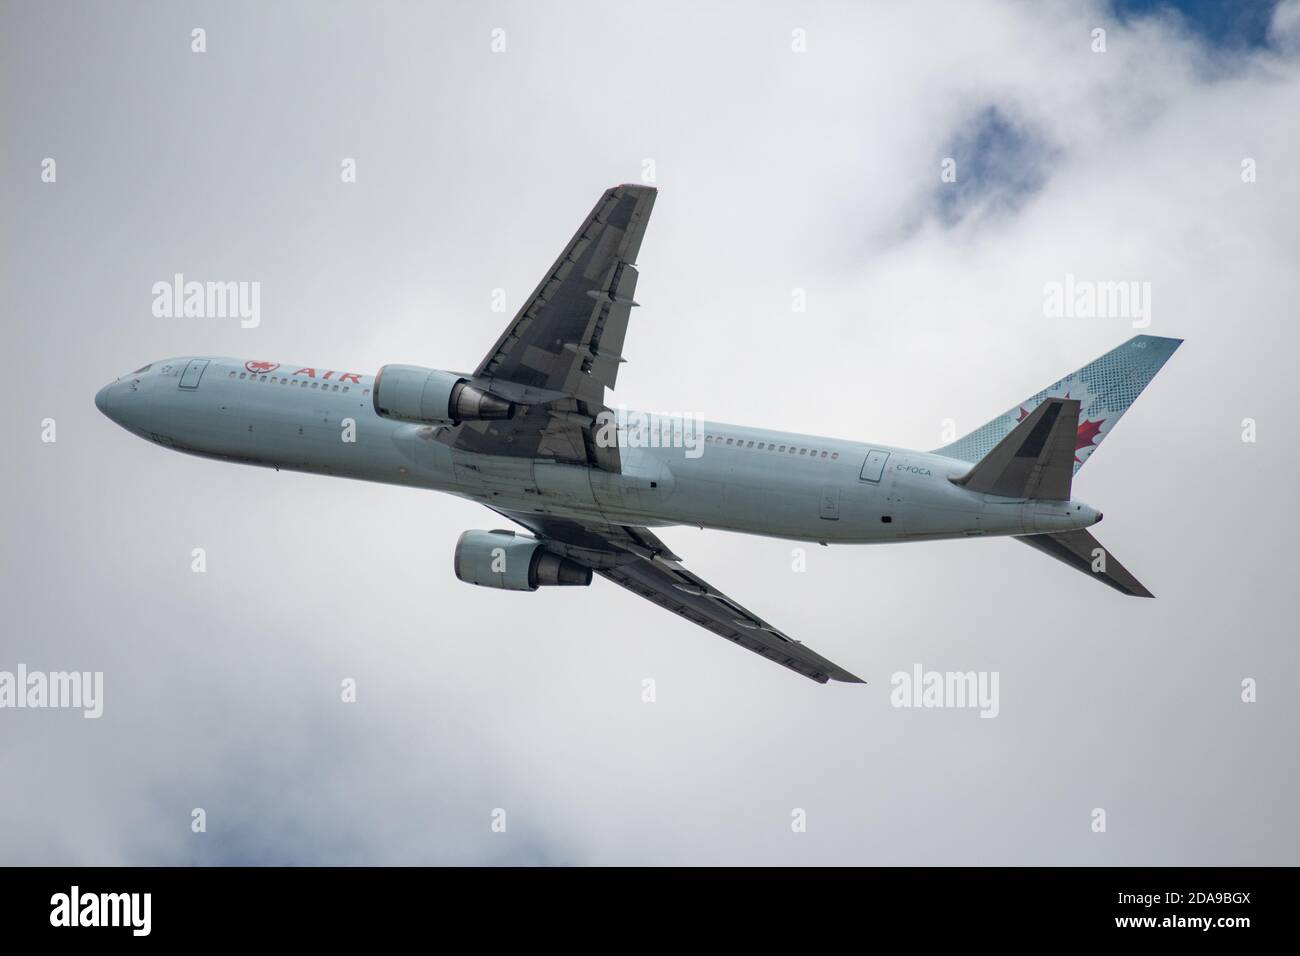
top-left (132, 363), bottom-right (153, 374)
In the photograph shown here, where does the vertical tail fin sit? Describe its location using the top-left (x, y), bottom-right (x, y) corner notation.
top-left (934, 335), bottom-right (1182, 471)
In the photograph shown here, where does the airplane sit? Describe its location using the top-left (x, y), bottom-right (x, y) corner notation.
top-left (95, 184), bottom-right (1181, 684)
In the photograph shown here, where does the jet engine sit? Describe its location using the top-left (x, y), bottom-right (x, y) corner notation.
top-left (373, 364), bottom-right (514, 426)
top-left (453, 530), bottom-right (593, 591)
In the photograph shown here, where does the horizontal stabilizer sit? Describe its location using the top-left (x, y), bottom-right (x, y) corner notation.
top-left (1016, 529), bottom-right (1153, 597)
top-left (950, 398), bottom-right (1079, 500)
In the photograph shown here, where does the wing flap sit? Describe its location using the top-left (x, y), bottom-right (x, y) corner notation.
top-left (493, 508), bottom-right (863, 684)
top-left (596, 560), bottom-right (864, 684)
top-left (443, 185), bottom-right (656, 469)
top-left (475, 184), bottom-right (654, 402)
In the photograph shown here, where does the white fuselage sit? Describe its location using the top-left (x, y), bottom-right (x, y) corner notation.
top-left (95, 358), bottom-right (1101, 543)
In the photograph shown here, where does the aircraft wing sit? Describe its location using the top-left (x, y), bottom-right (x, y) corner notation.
top-left (492, 508), bottom-right (865, 685)
top-left (442, 184), bottom-right (657, 471)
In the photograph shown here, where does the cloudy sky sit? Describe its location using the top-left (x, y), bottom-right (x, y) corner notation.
top-left (2, 0), bottom-right (1297, 864)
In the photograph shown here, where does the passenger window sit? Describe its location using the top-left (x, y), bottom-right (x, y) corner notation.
top-left (820, 451), bottom-right (828, 458)
top-left (832, 452), bottom-right (839, 460)
top-left (778, 445), bottom-right (786, 452)
top-left (228, 371), bottom-right (235, 378)
top-left (342, 386), bottom-right (349, 392)
top-left (799, 448), bottom-right (806, 455)
top-left (726, 438), bottom-right (733, 445)
top-left (239, 372), bottom-right (247, 379)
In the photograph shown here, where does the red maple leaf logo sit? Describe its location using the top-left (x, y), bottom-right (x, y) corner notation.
top-left (1075, 417), bottom-right (1104, 462)
top-left (245, 360), bottom-right (279, 373)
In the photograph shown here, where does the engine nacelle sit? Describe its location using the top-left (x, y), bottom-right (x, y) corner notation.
top-left (453, 530), bottom-right (593, 591)
top-left (373, 364), bottom-right (514, 426)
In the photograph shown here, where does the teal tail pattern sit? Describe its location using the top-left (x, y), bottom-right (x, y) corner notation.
top-left (934, 335), bottom-right (1182, 473)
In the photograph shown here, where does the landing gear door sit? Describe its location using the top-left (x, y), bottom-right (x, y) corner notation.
top-left (859, 449), bottom-right (889, 482)
top-left (179, 359), bottom-right (209, 389)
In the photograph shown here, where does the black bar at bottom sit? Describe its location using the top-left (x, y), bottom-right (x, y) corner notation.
top-left (0, 866), bottom-right (1278, 941)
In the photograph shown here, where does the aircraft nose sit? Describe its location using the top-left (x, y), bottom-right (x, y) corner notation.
top-left (94, 382), bottom-right (119, 420)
